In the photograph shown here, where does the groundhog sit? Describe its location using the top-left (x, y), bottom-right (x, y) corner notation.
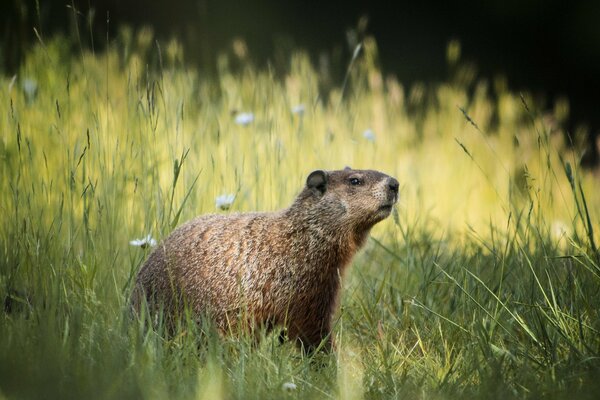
top-left (131, 167), bottom-right (399, 352)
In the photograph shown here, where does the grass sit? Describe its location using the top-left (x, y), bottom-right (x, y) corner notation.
top-left (1, 30), bottom-right (599, 399)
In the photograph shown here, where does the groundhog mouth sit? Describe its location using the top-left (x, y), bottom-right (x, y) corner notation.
top-left (378, 203), bottom-right (394, 213)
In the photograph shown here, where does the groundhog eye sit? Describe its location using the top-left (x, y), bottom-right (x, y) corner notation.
top-left (349, 178), bottom-right (361, 186)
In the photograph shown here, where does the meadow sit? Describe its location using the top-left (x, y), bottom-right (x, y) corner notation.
top-left (1, 31), bottom-right (599, 399)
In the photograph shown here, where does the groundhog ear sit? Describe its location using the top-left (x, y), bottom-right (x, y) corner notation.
top-left (306, 170), bottom-right (328, 194)
top-left (344, 166), bottom-right (352, 171)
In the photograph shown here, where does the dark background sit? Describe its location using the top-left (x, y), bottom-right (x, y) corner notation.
top-left (2, 0), bottom-right (599, 163)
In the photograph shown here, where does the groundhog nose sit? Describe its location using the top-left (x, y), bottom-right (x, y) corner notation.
top-left (387, 178), bottom-right (399, 194)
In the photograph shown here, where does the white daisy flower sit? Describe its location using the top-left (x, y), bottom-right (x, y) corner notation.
top-left (234, 112), bottom-right (254, 126)
top-left (281, 382), bottom-right (297, 392)
top-left (22, 78), bottom-right (38, 103)
top-left (291, 104), bottom-right (305, 115)
top-left (362, 128), bottom-right (376, 142)
top-left (129, 234), bottom-right (157, 249)
top-left (216, 194), bottom-right (235, 210)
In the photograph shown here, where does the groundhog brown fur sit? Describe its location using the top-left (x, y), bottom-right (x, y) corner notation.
top-left (131, 167), bottom-right (399, 352)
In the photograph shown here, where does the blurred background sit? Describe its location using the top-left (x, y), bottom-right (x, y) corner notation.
top-left (2, 0), bottom-right (599, 164)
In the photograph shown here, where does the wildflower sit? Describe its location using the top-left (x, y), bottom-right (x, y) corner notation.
top-left (129, 234), bottom-right (157, 249)
top-left (291, 104), bottom-right (305, 115)
top-left (362, 128), bottom-right (376, 142)
top-left (216, 194), bottom-right (235, 210)
top-left (234, 112), bottom-right (254, 126)
top-left (22, 78), bottom-right (38, 103)
top-left (281, 382), bottom-right (297, 392)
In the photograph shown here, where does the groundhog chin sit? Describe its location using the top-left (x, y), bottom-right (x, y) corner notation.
top-left (374, 203), bottom-right (395, 220)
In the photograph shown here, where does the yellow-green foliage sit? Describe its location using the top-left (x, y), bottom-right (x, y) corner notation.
top-left (3, 37), bottom-right (596, 252)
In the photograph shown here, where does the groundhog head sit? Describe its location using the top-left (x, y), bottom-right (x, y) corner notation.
top-left (304, 167), bottom-right (399, 231)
